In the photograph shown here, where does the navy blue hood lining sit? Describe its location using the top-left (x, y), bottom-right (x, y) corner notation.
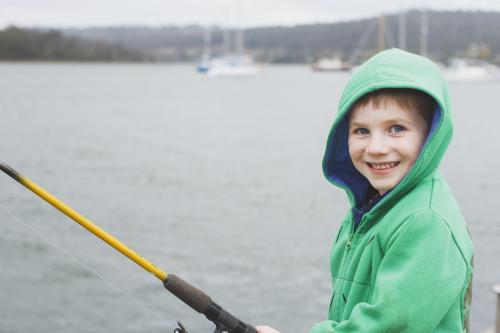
top-left (352, 186), bottom-right (384, 229)
top-left (323, 103), bottom-right (442, 208)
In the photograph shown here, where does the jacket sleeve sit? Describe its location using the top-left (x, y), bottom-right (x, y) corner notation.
top-left (309, 210), bottom-right (467, 333)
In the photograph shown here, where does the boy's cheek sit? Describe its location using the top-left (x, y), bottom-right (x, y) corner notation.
top-left (348, 140), bottom-right (361, 158)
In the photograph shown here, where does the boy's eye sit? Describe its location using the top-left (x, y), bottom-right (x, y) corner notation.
top-left (389, 125), bottom-right (406, 134)
top-left (353, 128), bottom-right (369, 135)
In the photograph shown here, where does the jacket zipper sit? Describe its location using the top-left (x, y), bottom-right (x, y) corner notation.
top-left (335, 216), bottom-right (366, 320)
top-left (340, 225), bottom-right (356, 276)
top-left (347, 232), bottom-right (355, 249)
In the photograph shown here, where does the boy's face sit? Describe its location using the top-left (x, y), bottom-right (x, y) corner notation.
top-left (348, 101), bottom-right (429, 196)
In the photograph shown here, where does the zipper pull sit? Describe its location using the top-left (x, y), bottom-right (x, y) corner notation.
top-left (347, 233), bottom-right (354, 249)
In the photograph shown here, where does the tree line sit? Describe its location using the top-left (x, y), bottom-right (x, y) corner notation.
top-left (0, 26), bottom-right (150, 61)
top-left (3, 10), bottom-right (500, 63)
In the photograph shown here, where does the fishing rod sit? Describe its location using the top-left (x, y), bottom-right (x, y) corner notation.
top-left (0, 162), bottom-right (257, 333)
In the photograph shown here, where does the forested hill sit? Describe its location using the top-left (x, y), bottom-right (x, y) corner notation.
top-left (64, 10), bottom-right (500, 63)
top-left (2, 10), bottom-right (500, 63)
top-left (0, 26), bottom-right (151, 61)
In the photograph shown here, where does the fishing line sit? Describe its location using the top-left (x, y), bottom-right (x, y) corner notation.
top-left (0, 202), bottom-right (173, 330)
top-left (0, 162), bottom-right (258, 333)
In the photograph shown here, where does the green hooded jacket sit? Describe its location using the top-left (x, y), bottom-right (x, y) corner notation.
top-left (309, 49), bottom-right (473, 332)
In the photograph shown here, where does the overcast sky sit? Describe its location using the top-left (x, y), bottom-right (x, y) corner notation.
top-left (1, 0), bottom-right (500, 29)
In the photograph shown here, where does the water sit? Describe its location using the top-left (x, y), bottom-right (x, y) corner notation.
top-left (0, 63), bottom-right (498, 333)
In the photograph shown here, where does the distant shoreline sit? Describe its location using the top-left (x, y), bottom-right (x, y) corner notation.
top-left (3, 10), bottom-right (500, 65)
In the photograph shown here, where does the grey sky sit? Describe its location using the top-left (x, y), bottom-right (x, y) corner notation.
top-left (1, 0), bottom-right (500, 28)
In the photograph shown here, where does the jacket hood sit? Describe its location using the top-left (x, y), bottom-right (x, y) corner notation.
top-left (322, 48), bottom-right (453, 208)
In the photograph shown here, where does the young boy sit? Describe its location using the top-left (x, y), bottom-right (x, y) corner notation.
top-left (257, 49), bottom-right (473, 332)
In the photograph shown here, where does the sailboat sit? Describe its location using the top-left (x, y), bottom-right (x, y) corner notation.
top-left (416, 10), bottom-right (500, 83)
top-left (198, 28), bottom-right (260, 77)
top-left (323, 14), bottom-right (392, 73)
top-left (311, 56), bottom-right (352, 72)
top-left (444, 58), bottom-right (499, 83)
top-left (206, 53), bottom-right (260, 77)
top-left (342, 17), bottom-right (379, 72)
top-left (196, 28), bottom-right (212, 73)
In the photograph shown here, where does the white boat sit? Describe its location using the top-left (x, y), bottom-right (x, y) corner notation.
top-left (311, 57), bottom-right (352, 72)
top-left (444, 58), bottom-right (499, 83)
top-left (198, 28), bottom-right (260, 77)
top-left (206, 54), bottom-right (260, 77)
top-left (196, 28), bottom-right (212, 73)
top-left (197, 53), bottom-right (211, 73)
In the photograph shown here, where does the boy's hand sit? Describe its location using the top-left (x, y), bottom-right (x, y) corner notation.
top-left (255, 325), bottom-right (281, 333)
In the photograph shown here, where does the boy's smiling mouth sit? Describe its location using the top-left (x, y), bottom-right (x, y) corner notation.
top-left (366, 161), bottom-right (400, 170)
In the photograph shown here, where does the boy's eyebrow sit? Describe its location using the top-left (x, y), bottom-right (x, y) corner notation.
top-left (349, 118), bottom-right (414, 128)
top-left (348, 121), bottom-right (365, 129)
top-left (383, 118), bottom-right (413, 125)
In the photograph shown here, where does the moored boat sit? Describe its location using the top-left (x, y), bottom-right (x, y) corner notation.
top-left (311, 57), bottom-right (352, 72)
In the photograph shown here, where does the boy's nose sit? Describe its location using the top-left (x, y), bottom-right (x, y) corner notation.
top-left (366, 136), bottom-right (390, 155)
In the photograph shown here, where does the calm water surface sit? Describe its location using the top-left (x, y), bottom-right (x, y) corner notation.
top-left (0, 63), bottom-right (498, 332)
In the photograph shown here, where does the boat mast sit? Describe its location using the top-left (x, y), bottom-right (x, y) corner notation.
top-left (398, 10), bottom-right (407, 50)
top-left (420, 9), bottom-right (429, 57)
top-left (236, 28), bottom-right (245, 55)
top-left (378, 15), bottom-right (386, 51)
top-left (203, 28), bottom-right (211, 59)
top-left (223, 28), bottom-right (231, 55)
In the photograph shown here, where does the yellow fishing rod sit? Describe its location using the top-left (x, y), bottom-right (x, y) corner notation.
top-left (0, 162), bottom-right (257, 333)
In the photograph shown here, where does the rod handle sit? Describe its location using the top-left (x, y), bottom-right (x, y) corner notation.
top-left (206, 302), bottom-right (258, 333)
top-left (164, 275), bottom-right (257, 333)
top-left (164, 274), bottom-right (212, 313)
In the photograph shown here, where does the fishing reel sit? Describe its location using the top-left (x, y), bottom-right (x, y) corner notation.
top-left (174, 321), bottom-right (189, 333)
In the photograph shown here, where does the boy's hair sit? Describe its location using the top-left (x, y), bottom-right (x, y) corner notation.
top-left (350, 88), bottom-right (436, 129)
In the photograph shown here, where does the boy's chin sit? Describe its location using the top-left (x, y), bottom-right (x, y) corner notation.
top-left (369, 171), bottom-right (411, 195)
top-left (370, 181), bottom-right (397, 196)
